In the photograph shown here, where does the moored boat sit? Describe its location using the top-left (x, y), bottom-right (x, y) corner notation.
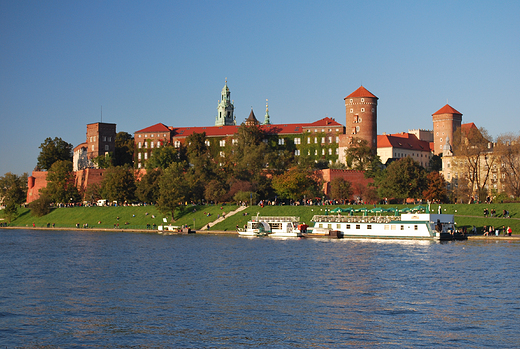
top-left (311, 212), bottom-right (459, 240)
top-left (238, 216), bottom-right (303, 238)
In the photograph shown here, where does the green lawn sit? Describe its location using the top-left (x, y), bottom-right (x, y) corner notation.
top-left (2, 202), bottom-right (519, 234)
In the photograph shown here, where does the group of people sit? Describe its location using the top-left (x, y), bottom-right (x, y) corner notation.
top-left (483, 208), bottom-right (510, 218)
top-left (482, 225), bottom-right (512, 236)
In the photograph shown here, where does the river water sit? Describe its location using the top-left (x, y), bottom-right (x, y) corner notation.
top-left (1, 229), bottom-right (519, 348)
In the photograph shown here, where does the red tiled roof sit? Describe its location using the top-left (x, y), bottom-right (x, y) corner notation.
top-left (432, 104), bottom-right (462, 115)
top-left (345, 86), bottom-right (378, 99)
top-left (377, 133), bottom-right (431, 151)
top-left (135, 123), bottom-right (171, 133)
top-left (162, 117), bottom-right (344, 139)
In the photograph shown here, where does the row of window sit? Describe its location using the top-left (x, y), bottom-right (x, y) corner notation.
top-left (89, 136), bottom-right (112, 143)
top-left (137, 134), bottom-right (168, 138)
top-left (317, 223), bottom-right (418, 231)
top-left (349, 108), bottom-right (375, 113)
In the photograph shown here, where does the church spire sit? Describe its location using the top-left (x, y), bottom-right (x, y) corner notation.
top-left (263, 99), bottom-right (271, 125)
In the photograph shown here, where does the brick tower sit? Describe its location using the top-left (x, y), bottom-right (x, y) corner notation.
top-left (432, 104), bottom-right (462, 155)
top-left (344, 86), bottom-right (378, 152)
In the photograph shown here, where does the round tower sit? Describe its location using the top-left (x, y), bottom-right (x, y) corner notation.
top-left (432, 104), bottom-right (462, 155)
top-left (344, 86), bottom-right (378, 152)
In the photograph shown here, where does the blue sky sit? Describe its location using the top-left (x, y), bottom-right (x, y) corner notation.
top-left (1, 0), bottom-right (519, 176)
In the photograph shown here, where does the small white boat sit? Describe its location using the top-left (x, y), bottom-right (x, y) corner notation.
top-left (238, 215), bottom-right (303, 238)
top-left (311, 213), bottom-right (459, 240)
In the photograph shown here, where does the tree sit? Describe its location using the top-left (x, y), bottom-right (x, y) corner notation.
top-left (0, 172), bottom-right (28, 206)
top-left (92, 153), bottom-right (113, 169)
top-left (272, 167), bottom-right (322, 201)
top-left (204, 179), bottom-right (228, 203)
top-left (99, 165), bottom-right (136, 203)
top-left (36, 137), bottom-right (73, 170)
top-left (186, 132), bottom-right (217, 203)
top-left (452, 127), bottom-right (495, 202)
top-left (429, 154), bottom-right (443, 172)
top-left (495, 133), bottom-right (520, 198)
top-left (345, 138), bottom-right (377, 171)
top-left (30, 192), bottom-right (52, 217)
top-left (375, 157), bottom-right (427, 203)
top-left (145, 144), bottom-right (183, 170)
top-left (136, 168), bottom-right (162, 203)
top-left (157, 162), bottom-right (189, 220)
top-left (329, 177), bottom-right (353, 201)
top-left (44, 160), bottom-right (81, 204)
top-left (114, 132), bottom-right (135, 167)
top-left (422, 171), bottom-right (448, 203)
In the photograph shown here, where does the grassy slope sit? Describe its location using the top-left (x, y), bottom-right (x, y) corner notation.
top-left (2, 203), bottom-right (519, 234)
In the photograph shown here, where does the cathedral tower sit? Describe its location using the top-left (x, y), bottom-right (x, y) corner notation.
top-left (344, 86), bottom-right (378, 152)
top-left (215, 80), bottom-right (235, 126)
top-left (432, 104), bottom-right (462, 155)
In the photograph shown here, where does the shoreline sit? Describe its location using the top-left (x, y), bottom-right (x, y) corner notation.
top-left (1, 226), bottom-right (519, 240)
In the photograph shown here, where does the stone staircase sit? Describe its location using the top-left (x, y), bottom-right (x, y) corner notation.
top-left (199, 205), bottom-right (248, 231)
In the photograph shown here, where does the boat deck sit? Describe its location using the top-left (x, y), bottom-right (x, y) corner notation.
top-left (311, 215), bottom-right (402, 224)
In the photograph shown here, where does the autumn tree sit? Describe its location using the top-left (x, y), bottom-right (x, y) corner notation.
top-left (145, 143), bottom-right (185, 170)
top-left (422, 171), bottom-right (448, 203)
top-left (271, 166), bottom-right (322, 201)
top-left (36, 137), bottom-right (74, 170)
top-left (452, 127), bottom-right (495, 202)
top-left (495, 133), bottom-right (520, 198)
top-left (185, 132), bottom-right (217, 203)
top-left (375, 157), bottom-right (427, 203)
top-left (329, 177), bottom-right (353, 201)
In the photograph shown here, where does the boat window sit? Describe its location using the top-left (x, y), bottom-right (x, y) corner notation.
top-left (327, 224), bottom-right (332, 229)
top-left (391, 225), bottom-right (396, 230)
top-left (384, 225), bottom-right (389, 230)
top-left (346, 224), bottom-right (350, 229)
top-left (414, 225), bottom-right (418, 230)
top-left (367, 225), bottom-right (372, 230)
top-left (336, 224), bottom-right (341, 229)
top-left (400, 225), bottom-right (404, 230)
top-left (356, 224), bottom-right (360, 229)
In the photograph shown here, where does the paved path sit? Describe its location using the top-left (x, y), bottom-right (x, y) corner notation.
top-left (199, 205), bottom-right (247, 231)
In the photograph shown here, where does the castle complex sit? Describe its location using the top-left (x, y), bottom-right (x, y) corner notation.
top-left (28, 81), bottom-right (506, 204)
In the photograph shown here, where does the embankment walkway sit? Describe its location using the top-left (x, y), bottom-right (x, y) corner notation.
top-left (199, 205), bottom-right (247, 231)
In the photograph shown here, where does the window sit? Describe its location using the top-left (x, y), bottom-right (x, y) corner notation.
top-left (105, 145), bottom-right (109, 151)
top-left (91, 145), bottom-right (94, 151)
top-left (232, 139), bottom-right (238, 145)
top-left (346, 224), bottom-right (351, 229)
top-left (219, 151), bottom-right (225, 157)
top-left (174, 141), bottom-right (181, 148)
top-left (144, 153), bottom-right (148, 160)
top-left (350, 108), bottom-right (354, 113)
top-left (328, 137), bottom-right (332, 143)
top-left (335, 148), bottom-right (339, 155)
top-left (414, 225), bottom-right (418, 231)
top-left (156, 142), bottom-right (161, 148)
top-left (138, 142), bottom-right (142, 149)
top-left (314, 150), bottom-right (318, 155)
top-left (361, 108), bottom-right (365, 112)
top-left (278, 138), bottom-right (285, 145)
top-left (138, 153), bottom-right (141, 160)
top-left (314, 137), bottom-right (318, 144)
top-left (328, 148), bottom-right (332, 155)
top-left (205, 140), bottom-right (210, 146)
top-left (335, 136), bottom-right (339, 143)
top-left (103, 136), bottom-right (106, 142)
top-left (361, 98), bottom-right (364, 102)
top-left (151, 142), bottom-right (154, 149)
top-left (356, 224), bottom-right (360, 229)
top-left (350, 99), bottom-right (353, 103)
top-left (294, 138), bottom-right (301, 145)
top-left (307, 137), bottom-right (311, 144)
top-left (321, 137), bottom-right (325, 144)
top-left (367, 225), bottom-right (372, 230)
top-left (295, 149), bottom-right (300, 156)
top-left (322, 149), bottom-right (325, 155)
top-left (220, 140), bottom-right (226, 147)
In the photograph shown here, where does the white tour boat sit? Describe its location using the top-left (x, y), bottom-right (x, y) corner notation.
top-left (311, 212), bottom-right (459, 240)
top-left (238, 216), bottom-right (303, 238)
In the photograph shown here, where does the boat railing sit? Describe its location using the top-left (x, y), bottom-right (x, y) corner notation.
top-left (311, 215), bottom-right (401, 224)
top-left (252, 216), bottom-right (300, 223)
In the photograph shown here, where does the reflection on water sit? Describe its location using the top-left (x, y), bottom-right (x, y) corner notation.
top-left (1, 229), bottom-right (519, 348)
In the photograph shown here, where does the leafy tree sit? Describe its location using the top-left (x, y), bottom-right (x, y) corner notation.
top-left (145, 144), bottom-right (184, 170)
top-left (329, 177), bottom-right (353, 201)
top-left (0, 172), bottom-right (28, 206)
top-left (44, 160), bottom-right (81, 204)
top-left (157, 162), bottom-right (189, 220)
top-left (114, 132), bottom-right (135, 167)
top-left (422, 171), bottom-right (448, 203)
top-left (84, 182), bottom-right (102, 203)
top-left (230, 124), bottom-right (269, 182)
top-left (30, 192), bottom-right (52, 217)
top-left (271, 167), bottom-right (322, 201)
top-left (36, 137), bottom-right (73, 170)
top-left (375, 157), bottom-right (427, 203)
top-left (345, 138), bottom-right (377, 171)
top-left (99, 165), bottom-right (136, 203)
top-left (136, 168), bottom-right (162, 203)
top-left (4, 201), bottom-right (19, 223)
top-left (92, 153), bottom-right (113, 169)
top-left (204, 179), bottom-right (228, 204)
top-left (429, 154), bottom-right (443, 172)
top-left (186, 132), bottom-right (217, 203)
